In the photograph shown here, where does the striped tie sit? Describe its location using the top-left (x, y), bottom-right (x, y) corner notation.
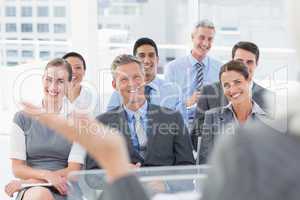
top-left (134, 111), bottom-right (147, 148)
top-left (195, 62), bottom-right (204, 91)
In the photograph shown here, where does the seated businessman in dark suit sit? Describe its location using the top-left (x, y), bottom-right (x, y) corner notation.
top-left (191, 41), bottom-right (275, 149)
top-left (86, 54), bottom-right (195, 169)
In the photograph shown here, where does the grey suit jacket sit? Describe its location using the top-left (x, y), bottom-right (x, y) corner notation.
top-left (197, 102), bottom-right (268, 164)
top-left (85, 103), bottom-right (195, 169)
top-left (104, 117), bottom-right (300, 200)
top-left (191, 81), bottom-right (275, 149)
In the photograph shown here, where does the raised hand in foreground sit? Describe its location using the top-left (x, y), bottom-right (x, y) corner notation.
top-left (21, 102), bottom-right (131, 183)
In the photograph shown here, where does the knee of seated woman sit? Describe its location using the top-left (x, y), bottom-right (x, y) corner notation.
top-left (23, 187), bottom-right (54, 200)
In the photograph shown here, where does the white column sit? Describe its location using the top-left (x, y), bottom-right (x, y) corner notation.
top-left (69, 0), bottom-right (105, 111)
top-left (69, 0), bottom-right (99, 74)
top-left (188, 0), bottom-right (200, 25)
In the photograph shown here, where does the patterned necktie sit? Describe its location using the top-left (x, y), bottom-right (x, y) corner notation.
top-left (133, 111), bottom-right (147, 148)
top-left (144, 85), bottom-right (152, 103)
top-left (195, 62), bottom-right (204, 91)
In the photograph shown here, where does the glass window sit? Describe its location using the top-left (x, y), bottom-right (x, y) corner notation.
top-left (6, 49), bottom-right (18, 57)
top-left (39, 51), bottom-right (50, 59)
top-left (54, 51), bottom-right (65, 57)
top-left (5, 23), bottom-right (17, 32)
top-left (37, 6), bottom-right (49, 17)
top-left (21, 6), bottom-right (32, 17)
top-left (38, 38), bottom-right (50, 41)
top-left (37, 23), bottom-right (49, 33)
top-left (21, 23), bottom-right (33, 32)
top-left (53, 6), bottom-right (66, 17)
top-left (5, 6), bottom-right (16, 17)
top-left (6, 61), bottom-right (18, 66)
top-left (53, 24), bottom-right (66, 33)
top-left (22, 50), bottom-right (34, 58)
top-left (21, 38), bottom-right (33, 40)
top-left (6, 37), bottom-right (18, 40)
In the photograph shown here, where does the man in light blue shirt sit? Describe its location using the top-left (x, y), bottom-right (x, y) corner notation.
top-left (164, 20), bottom-right (222, 121)
top-left (107, 37), bottom-right (183, 115)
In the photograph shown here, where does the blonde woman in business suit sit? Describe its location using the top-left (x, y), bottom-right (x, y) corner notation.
top-left (197, 60), bottom-right (269, 164)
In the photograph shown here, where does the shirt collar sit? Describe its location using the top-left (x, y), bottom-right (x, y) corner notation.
top-left (224, 100), bottom-right (267, 117)
top-left (147, 76), bottom-right (160, 91)
top-left (124, 100), bottom-right (148, 122)
top-left (188, 53), bottom-right (209, 69)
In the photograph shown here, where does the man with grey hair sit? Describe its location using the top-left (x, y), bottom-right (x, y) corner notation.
top-left (85, 54), bottom-right (194, 169)
top-left (164, 19), bottom-right (222, 123)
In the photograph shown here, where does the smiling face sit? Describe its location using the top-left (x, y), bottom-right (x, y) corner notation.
top-left (135, 44), bottom-right (158, 83)
top-left (112, 62), bottom-right (146, 107)
top-left (42, 66), bottom-right (70, 105)
top-left (233, 48), bottom-right (257, 80)
top-left (221, 70), bottom-right (251, 106)
top-left (191, 27), bottom-right (215, 60)
top-left (65, 56), bottom-right (85, 85)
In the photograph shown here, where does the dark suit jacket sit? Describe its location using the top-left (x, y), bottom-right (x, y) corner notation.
top-left (191, 81), bottom-right (275, 149)
top-left (85, 104), bottom-right (195, 169)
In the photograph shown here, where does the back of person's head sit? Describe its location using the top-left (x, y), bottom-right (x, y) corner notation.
top-left (219, 60), bottom-right (249, 81)
top-left (62, 52), bottom-right (86, 71)
top-left (133, 37), bottom-right (158, 56)
top-left (111, 54), bottom-right (143, 79)
top-left (45, 58), bottom-right (73, 82)
top-left (232, 41), bottom-right (260, 63)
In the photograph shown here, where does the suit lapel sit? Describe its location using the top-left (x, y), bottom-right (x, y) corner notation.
top-left (117, 107), bottom-right (140, 155)
top-left (121, 106), bottom-right (147, 163)
top-left (214, 108), bottom-right (235, 135)
top-left (117, 107), bottom-right (131, 137)
top-left (144, 104), bottom-right (157, 162)
top-left (145, 104), bottom-right (155, 142)
top-left (219, 108), bottom-right (234, 124)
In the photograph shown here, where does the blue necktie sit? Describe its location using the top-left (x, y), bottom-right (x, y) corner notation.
top-left (144, 85), bottom-right (152, 103)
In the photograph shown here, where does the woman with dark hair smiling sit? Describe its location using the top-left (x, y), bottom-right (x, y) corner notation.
top-left (62, 52), bottom-right (101, 117)
top-left (197, 60), bottom-right (269, 164)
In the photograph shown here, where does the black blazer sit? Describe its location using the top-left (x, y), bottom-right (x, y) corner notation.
top-left (85, 103), bottom-right (195, 169)
top-left (190, 81), bottom-right (275, 149)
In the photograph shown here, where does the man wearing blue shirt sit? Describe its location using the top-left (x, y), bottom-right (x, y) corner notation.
top-left (164, 20), bottom-right (222, 121)
top-left (86, 54), bottom-right (194, 168)
top-left (107, 37), bottom-right (183, 114)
